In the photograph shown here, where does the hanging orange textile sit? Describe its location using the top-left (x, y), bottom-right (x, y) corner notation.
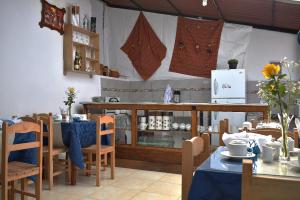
top-left (121, 12), bottom-right (167, 80)
top-left (169, 17), bottom-right (224, 78)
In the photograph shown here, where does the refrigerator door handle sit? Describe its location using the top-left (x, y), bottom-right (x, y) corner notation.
top-left (213, 78), bottom-right (218, 96)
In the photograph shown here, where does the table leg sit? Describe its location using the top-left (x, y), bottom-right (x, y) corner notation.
top-left (70, 162), bottom-right (77, 185)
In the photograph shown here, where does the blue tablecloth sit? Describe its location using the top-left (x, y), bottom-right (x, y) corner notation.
top-left (61, 121), bottom-right (110, 169)
top-left (188, 146), bottom-right (256, 200)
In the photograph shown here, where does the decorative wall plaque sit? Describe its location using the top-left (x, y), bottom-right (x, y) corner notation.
top-left (39, 0), bottom-right (66, 35)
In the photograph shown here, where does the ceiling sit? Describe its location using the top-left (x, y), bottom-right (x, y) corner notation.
top-left (101, 0), bottom-right (300, 33)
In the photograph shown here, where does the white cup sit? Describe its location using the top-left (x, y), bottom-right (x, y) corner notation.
top-left (139, 123), bottom-right (147, 130)
top-left (266, 141), bottom-right (281, 161)
top-left (227, 140), bottom-right (248, 156)
top-left (140, 117), bottom-right (146, 123)
top-left (262, 145), bottom-right (275, 163)
top-left (288, 138), bottom-right (294, 152)
top-left (172, 123), bottom-right (179, 130)
top-left (179, 123), bottom-right (186, 130)
top-left (185, 124), bottom-right (191, 131)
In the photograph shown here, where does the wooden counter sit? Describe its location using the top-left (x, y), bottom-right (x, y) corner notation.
top-left (81, 102), bottom-right (268, 173)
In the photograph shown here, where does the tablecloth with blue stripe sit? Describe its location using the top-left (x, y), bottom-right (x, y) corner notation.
top-left (188, 146), bottom-right (245, 200)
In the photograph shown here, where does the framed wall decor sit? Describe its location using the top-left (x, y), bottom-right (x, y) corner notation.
top-left (39, 0), bottom-right (66, 35)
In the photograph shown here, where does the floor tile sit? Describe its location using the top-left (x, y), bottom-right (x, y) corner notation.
top-left (88, 185), bottom-right (140, 200)
top-left (131, 191), bottom-right (179, 200)
top-left (144, 181), bottom-right (181, 196)
top-left (110, 176), bottom-right (155, 190)
top-left (159, 173), bottom-right (182, 184)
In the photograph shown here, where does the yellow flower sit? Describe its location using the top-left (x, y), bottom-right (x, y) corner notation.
top-left (262, 64), bottom-right (280, 79)
top-left (269, 84), bottom-right (275, 92)
top-left (68, 87), bottom-right (76, 94)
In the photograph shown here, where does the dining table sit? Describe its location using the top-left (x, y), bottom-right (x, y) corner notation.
top-left (59, 120), bottom-right (110, 185)
top-left (188, 146), bottom-right (300, 200)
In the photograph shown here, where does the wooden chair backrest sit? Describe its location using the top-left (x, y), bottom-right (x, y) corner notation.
top-left (19, 116), bottom-right (35, 123)
top-left (1, 121), bottom-right (43, 179)
top-left (34, 113), bottom-right (53, 154)
top-left (182, 134), bottom-right (210, 200)
top-left (90, 114), bottom-right (115, 149)
top-left (242, 159), bottom-right (300, 200)
top-left (219, 119), bottom-right (229, 146)
top-left (254, 128), bottom-right (298, 147)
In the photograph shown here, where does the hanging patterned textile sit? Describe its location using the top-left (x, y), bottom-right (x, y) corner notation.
top-left (121, 12), bottom-right (167, 80)
top-left (169, 17), bottom-right (224, 78)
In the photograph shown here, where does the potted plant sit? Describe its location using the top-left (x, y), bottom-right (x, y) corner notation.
top-left (228, 59), bottom-right (238, 69)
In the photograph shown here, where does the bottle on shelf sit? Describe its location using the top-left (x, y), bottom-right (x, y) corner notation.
top-left (74, 51), bottom-right (82, 70)
top-left (83, 15), bottom-right (89, 30)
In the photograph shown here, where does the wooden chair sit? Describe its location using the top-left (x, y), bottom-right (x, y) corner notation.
top-left (33, 113), bottom-right (68, 190)
top-left (82, 115), bottom-right (115, 186)
top-left (182, 133), bottom-right (210, 200)
top-left (1, 121), bottom-right (43, 200)
top-left (219, 119), bottom-right (229, 146)
top-left (254, 128), bottom-right (298, 147)
top-left (242, 159), bottom-right (300, 200)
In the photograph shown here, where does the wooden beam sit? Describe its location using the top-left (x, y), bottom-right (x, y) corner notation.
top-left (130, 0), bottom-right (143, 10)
top-left (212, 0), bottom-right (224, 20)
top-left (166, 0), bottom-right (182, 15)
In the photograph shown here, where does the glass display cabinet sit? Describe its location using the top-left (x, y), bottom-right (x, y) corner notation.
top-left (82, 102), bottom-right (268, 172)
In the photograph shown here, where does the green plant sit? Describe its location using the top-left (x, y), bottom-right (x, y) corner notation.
top-left (227, 59), bottom-right (238, 65)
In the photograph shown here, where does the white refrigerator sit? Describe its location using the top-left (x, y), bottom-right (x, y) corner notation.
top-left (211, 69), bottom-right (246, 146)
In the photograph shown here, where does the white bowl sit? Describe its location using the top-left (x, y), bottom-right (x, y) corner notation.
top-left (227, 139), bottom-right (248, 156)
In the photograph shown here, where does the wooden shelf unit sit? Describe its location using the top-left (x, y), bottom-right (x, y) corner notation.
top-left (81, 102), bottom-right (269, 173)
top-left (63, 24), bottom-right (100, 76)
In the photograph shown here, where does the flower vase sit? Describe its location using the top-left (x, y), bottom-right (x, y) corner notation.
top-left (278, 113), bottom-right (292, 163)
top-left (68, 106), bottom-right (72, 122)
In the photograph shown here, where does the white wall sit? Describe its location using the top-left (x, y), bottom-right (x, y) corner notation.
top-left (103, 6), bottom-right (300, 81)
top-left (245, 29), bottom-right (300, 81)
top-left (0, 0), bottom-right (104, 118)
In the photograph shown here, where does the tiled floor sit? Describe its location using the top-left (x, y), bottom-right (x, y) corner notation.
top-left (9, 167), bottom-right (182, 200)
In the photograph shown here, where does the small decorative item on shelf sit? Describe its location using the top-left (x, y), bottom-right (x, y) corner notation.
top-left (148, 112), bottom-right (156, 130)
top-left (173, 90), bottom-right (181, 103)
top-left (90, 17), bottom-right (96, 32)
top-left (163, 84), bottom-right (173, 103)
top-left (110, 69), bottom-right (120, 78)
top-left (74, 51), bottom-right (82, 70)
top-left (162, 112), bottom-right (173, 130)
top-left (70, 5), bottom-right (80, 26)
top-left (103, 66), bottom-right (110, 76)
top-left (139, 117), bottom-right (147, 130)
top-left (64, 87), bottom-right (77, 122)
top-left (82, 15), bottom-right (89, 30)
top-left (227, 59), bottom-right (238, 69)
top-left (39, 0), bottom-right (66, 35)
top-left (155, 112), bottom-right (163, 130)
top-left (258, 57), bottom-right (300, 162)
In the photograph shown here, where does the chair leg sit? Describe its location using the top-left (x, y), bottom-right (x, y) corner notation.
top-left (10, 181), bottom-right (16, 200)
top-left (66, 152), bottom-right (71, 184)
top-left (35, 171), bottom-right (42, 200)
top-left (96, 153), bottom-right (101, 187)
top-left (111, 151), bottom-right (115, 179)
top-left (86, 153), bottom-right (92, 176)
top-left (104, 153), bottom-right (107, 170)
top-left (47, 155), bottom-right (54, 190)
top-left (2, 180), bottom-right (8, 200)
top-left (21, 179), bottom-right (28, 200)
